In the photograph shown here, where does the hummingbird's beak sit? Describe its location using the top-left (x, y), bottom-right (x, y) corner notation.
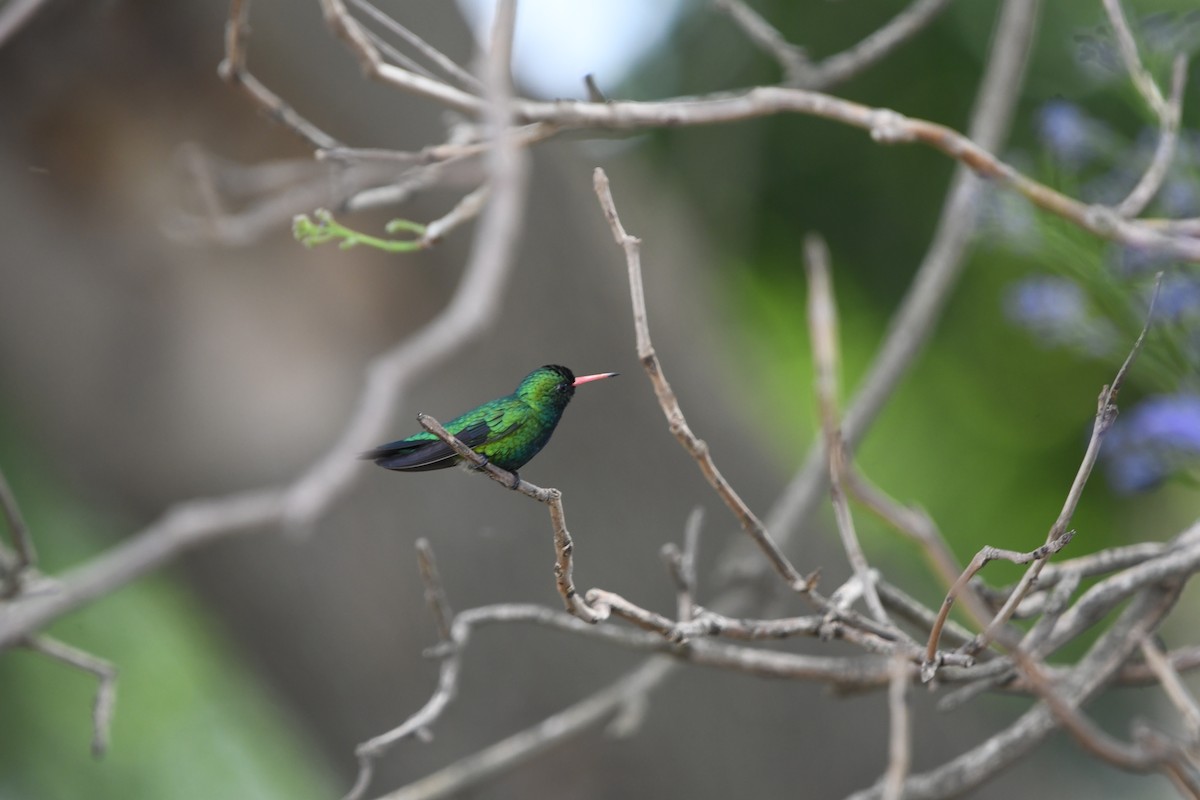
top-left (573, 372), bottom-right (619, 387)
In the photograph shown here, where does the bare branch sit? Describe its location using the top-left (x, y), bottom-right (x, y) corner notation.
top-left (969, 274), bottom-right (1162, 656)
top-left (1139, 637), bottom-right (1200, 742)
top-left (0, 465), bottom-right (36, 580)
top-left (881, 653), bottom-right (913, 800)
top-left (875, 579), bottom-right (977, 649)
top-left (419, 183), bottom-right (490, 246)
top-left (218, 0), bottom-right (341, 149)
top-left (415, 539), bottom-right (453, 642)
top-left (0, 489), bottom-right (283, 651)
top-left (804, 0), bottom-right (957, 89)
top-left (593, 167), bottom-right (813, 593)
top-left (371, 659), bottom-right (675, 800)
top-left (1038, 523), bottom-right (1200, 658)
top-left (1116, 55), bottom-right (1189, 218)
top-left (24, 635), bottom-right (118, 758)
top-left (346, 0), bottom-right (483, 93)
top-left (1018, 541), bottom-right (1166, 592)
top-left (347, 622), bottom-right (465, 800)
top-left (924, 530), bottom-right (1075, 679)
top-left (661, 507), bottom-right (703, 622)
top-left (805, 234), bottom-right (890, 626)
top-left (843, 473), bottom-right (945, 580)
top-left (1101, 0), bottom-right (1167, 117)
top-left (849, 580), bottom-right (1182, 799)
top-left (320, 0), bottom-right (485, 116)
top-left (1120, 644), bottom-right (1200, 687)
top-left (414, 413), bottom-right (603, 623)
top-left (713, 0), bottom-right (809, 85)
top-left (310, 2), bottom-right (1200, 263)
top-left (1013, 648), bottom-right (1196, 783)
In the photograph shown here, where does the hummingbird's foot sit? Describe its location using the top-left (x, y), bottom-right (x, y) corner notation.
top-left (508, 470), bottom-right (521, 490)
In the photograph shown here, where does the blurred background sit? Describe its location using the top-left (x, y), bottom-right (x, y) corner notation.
top-left (1, 0), bottom-right (1199, 798)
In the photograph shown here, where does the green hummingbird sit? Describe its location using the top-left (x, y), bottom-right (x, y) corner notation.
top-left (362, 365), bottom-right (618, 482)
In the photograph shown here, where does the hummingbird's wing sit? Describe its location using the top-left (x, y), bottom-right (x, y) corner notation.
top-left (363, 410), bottom-right (523, 472)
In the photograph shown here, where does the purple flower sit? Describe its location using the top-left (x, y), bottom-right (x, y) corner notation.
top-left (1159, 178), bottom-right (1200, 218)
top-left (1004, 277), bottom-right (1118, 355)
top-left (1104, 394), bottom-right (1200, 492)
top-left (1006, 277), bottom-right (1086, 329)
top-left (1113, 244), bottom-right (1178, 276)
top-left (1037, 101), bottom-right (1110, 168)
top-left (1153, 273), bottom-right (1200, 320)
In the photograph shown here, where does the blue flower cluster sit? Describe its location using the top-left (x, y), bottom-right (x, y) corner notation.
top-left (1003, 277), bottom-right (1118, 356)
top-left (1103, 395), bottom-right (1200, 491)
top-left (988, 71), bottom-right (1200, 491)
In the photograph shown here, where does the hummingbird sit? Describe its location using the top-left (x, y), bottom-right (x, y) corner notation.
top-left (362, 365), bottom-right (618, 483)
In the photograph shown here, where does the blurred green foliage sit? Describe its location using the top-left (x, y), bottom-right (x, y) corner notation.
top-left (0, 426), bottom-right (339, 800)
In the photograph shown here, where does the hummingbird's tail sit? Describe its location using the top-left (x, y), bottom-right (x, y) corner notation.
top-left (362, 420), bottom-right (493, 472)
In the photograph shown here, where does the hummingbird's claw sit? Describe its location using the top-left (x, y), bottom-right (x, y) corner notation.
top-left (508, 470), bottom-right (520, 490)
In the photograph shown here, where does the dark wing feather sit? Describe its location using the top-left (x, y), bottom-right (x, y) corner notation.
top-left (363, 420), bottom-right (494, 472)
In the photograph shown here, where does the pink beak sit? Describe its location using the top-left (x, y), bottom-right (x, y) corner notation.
top-left (573, 371), bottom-right (619, 387)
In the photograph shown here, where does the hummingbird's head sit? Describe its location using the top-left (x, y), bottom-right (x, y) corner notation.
top-left (517, 365), bottom-right (617, 410)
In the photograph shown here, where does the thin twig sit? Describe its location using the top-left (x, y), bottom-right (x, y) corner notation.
top-left (419, 184), bottom-right (490, 246)
top-left (337, 124), bottom-right (556, 216)
top-left (347, 0), bottom-right (484, 93)
top-left (805, 234), bottom-right (889, 626)
top-left (361, 27), bottom-right (441, 83)
top-left (0, 466), bottom-right (37, 577)
top-left (843, 468), bottom-right (962, 592)
top-left (1139, 637), bottom-right (1200, 742)
top-left (24, 635), bottom-right (118, 757)
top-left (1012, 648), bottom-right (1193, 780)
top-left (347, 626), bottom-right (465, 800)
top-left (713, 0), bottom-right (810, 85)
top-left (1019, 569), bottom-right (1083, 654)
top-left (372, 659), bottom-right (674, 800)
top-left (923, 531), bottom-right (1075, 680)
top-left (1116, 55), bottom-right (1189, 218)
top-left (414, 414), bottom-right (602, 623)
top-left (593, 167), bottom-right (812, 593)
top-left (415, 539), bottom-right (453, 642)
top-left (661, 507), bottom-right (703, 622)
top-left (1119, 645), bottom-right (1200, 686)
top-left (968, 274), bottom-right (1163, 656)
top-left (848, 580), bottom-right (1182, 799)
top-left (881, 653), bottom-right (913, 800)
top-left (1036, 524), bottom-right (1200, 659)
top-left (875, 579), bottom-right (977, 649)
top-left (805, 0), bottom-right (957, 90)
top-left (218, 0), bottom-right (341, 149)
top-left (0, 489), bottom-right (284, 651)
top-left (1102, 0), bottom-right (1167, 116)
top-left (1014, 541), bottom-right (1166, 593)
